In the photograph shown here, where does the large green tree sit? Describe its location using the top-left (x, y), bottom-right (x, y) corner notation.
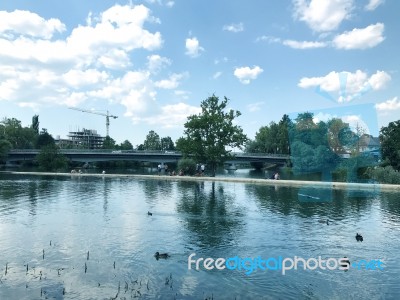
top-left (119, 139), bottom-right (133, 150)
top-left (160, 136), bottom-right (175, 151)
top-left (246, 114), bottom-right (292, 154)
top-left (36, 129), bottom-right (55, 149)
top-left (289, 113), bottom-right (340, 174)
top-left (1, 117), bottom-right (37, 149)
top-left (380, 120), bottom-right (400, 170)
top-left (102, 136), bottom-right (116, 149)
top-left (143, 130), bottom-right (161, 150)
top-left (36, 144), bottom-right (67, 171)
top-left (176, 95), bottom-right (248, 176)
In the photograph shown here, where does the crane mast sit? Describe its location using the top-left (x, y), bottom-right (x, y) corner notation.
top-left (68, 107), bottom-right (118, 137)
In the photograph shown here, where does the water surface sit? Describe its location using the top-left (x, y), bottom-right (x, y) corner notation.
top-left (0, 173), bottom-right (399, 299)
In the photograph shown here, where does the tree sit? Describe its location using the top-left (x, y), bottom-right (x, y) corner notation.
top-left (0, 138), bottom-right (12, 162)
top-left (161, 136), bottom-right (175, 151)
top-left (31, 115), bottom-right (39, 134)
top-left (143, 130), bottom-right (161, 150)
top-left (176, 95), bottom-right (248, 176)
top-left (1, 117), bottom-right (37, 149)
top-left (36, 129), bottom-right (55, 149)
top-left (380, 120), bottom-right (400, 170)
top-left (289, 113), bottom-right (340, 174)
top-left (246, 115), bottom-right (292, 154)
top-left (119, 140), bottom-right (133, 150)
top-left (102, 136), bottom-right (116, 149)
top-left (326, 118), bottom-right (353, 153)
top-left (36, 144), bottom-right (67, 171)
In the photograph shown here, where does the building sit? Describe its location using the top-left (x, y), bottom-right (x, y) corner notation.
top-left (55, 129), bottom-right (105, 149)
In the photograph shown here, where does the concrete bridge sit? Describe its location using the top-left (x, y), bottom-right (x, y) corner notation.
top-left (6, 149), bottom-right (289, 166)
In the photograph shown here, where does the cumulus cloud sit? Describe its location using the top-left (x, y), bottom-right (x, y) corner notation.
top-left (375, 97), bottom-right (400, 112)
top-left (298, 70), bottom-right (391, 102)
top-left (333, 23), bottom-right (385, 49)
top-left (147, 54), bottom-right (171, 73)
top-left (234, 66), bottom-right (263, 84)
top-left (0, 4), bottom-right (185, 124)
top-left (223, 23), bottom-right (244, 33)
top-left (0, 9), bottom-right (66, 39)
top-left (154, 73), bottom-right (187, 89)
top-left (293, 0), bottom-right (353, 32)
top-left (140, 102), bottom-right (201, 128)
top-left (365, 0), bottom-right (384, 11)
top-left (185, 37), bottom-right (204, 57)
top-left (283, 39), bottom-right (327, 49)
top-left (98, 49), bottom-right (131, 69)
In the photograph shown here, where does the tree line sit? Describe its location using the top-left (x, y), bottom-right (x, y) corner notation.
top-left (1, 95), bottom-right (399, 183)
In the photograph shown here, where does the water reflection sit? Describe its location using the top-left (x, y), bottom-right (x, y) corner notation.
top-left (176, 181), bottom-right (245, 249)
top-left (0, 174), bottom-right (399, 299)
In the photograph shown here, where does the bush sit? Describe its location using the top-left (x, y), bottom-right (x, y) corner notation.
top-left (366, 166), bottom-right (400, 184)
top-left (177, 158), bottom-right (196, 176)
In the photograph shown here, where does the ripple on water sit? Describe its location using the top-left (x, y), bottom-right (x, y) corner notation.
top-left (1, 174), bottom-right (400, 299)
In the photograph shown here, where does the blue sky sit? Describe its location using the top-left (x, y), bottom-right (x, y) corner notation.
top-left (0, 0), bottom-right (399, 145)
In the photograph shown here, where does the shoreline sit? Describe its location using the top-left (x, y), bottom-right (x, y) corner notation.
top-left (1, 170), bottom-right (400, 191)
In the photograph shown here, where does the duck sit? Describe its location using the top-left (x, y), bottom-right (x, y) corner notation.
top-left (154, 252), bottom-right (169, 260)
top-left (318, 219), bottom-right (329, 225)
top-left (147, 211), bottom-right (153, 216)
top-left (355, 233), bottom-right (363, 242)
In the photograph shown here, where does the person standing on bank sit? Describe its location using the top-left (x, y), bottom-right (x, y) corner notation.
top-left (200, 164), bottom-right (205, 176)
top-left (158, 164), bottom-right (162, 175)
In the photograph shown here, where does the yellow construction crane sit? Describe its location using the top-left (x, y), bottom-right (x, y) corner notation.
top-left (68, 107), bottom-right (118, 137)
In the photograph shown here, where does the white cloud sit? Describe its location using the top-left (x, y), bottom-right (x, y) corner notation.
top-left (155, 73), bottom-right (186, 89)
top-left (333, 23), bottom-right (385, 49)
top-left (213, 71), bottom-right (222, 79)
top-left (141, 102), bottom-right (201, 128)
top-left (247, 102), bottom-right (264, 112)
top-left (313, 112), bottom-right (335, 123)
top-left (62, 69), bottom-right (109, 88)
top-left (0, 4), bottom-right (174, 125)
top-left (365, 0), bottom-right (384, 11)
top-left (342, 115), bottom-right (370, 134)
top-left (98, 49), bottom-right (131, 69)
top-left (174, 90), bottom-right (191, 100)
top-left (298, 70), bottom-right (391, 102)
top-left (185, 37), bottom-right (204, 57)
top-left (234, 66), bottom-right (263, 84)
top-left (375, 97), bottom-right (400, 112)
top-left (283, 39), bottom-right (327, 49)
top-left (223, 23), bottom-right (244, 33)
top-left (214, 57), bottom-right (228, 64)
top-left (368, 71), bottom-right (391, 90)
top-left (255, 35), bottom-right (281, 43)
top-left (293, 0), bottom-right (353, 32)
top-left (147, 54), bottom-right (171, 73)
top-left (0, 9), bottom-right (66, 39)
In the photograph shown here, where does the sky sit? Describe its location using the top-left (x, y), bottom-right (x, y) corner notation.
top-left (0, 0), bottom-right (399, 146)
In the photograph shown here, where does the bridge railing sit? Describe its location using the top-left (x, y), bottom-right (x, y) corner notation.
top-left (233, 152), bottom-right (289, 158)
top-left (8, 149), bottom-right (182, 154)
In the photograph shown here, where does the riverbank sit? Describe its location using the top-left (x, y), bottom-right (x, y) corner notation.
top-left (1, 170), bottom-right (400, 191)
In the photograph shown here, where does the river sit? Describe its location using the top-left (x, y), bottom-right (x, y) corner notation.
top-left (0, 173), bottom-right (399, 299)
